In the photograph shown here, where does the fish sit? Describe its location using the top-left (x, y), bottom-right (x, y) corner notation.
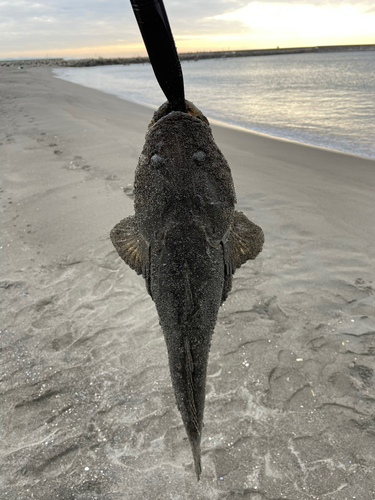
top-left (110, 99), bottom-right (264, 480)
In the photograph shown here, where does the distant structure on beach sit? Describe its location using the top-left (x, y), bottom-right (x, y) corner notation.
top-left (1, 44), bottom-right (375, 68)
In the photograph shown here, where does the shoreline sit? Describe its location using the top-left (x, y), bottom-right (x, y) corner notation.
top-left (205, 115), bottom-right (375, 161)
top-left (3, 65), bottom-right (375, 261)
top-left (2, 43), bottom-right (375, 68)
top-left (52, 68), bottom-right (375, 161)
top-left (1, 66), bottom-right (375, 499)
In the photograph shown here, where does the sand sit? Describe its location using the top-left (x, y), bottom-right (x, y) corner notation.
top-left (1, 66), bottom-right (375, 500)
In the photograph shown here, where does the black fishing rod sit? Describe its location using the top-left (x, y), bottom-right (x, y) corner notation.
top-left (129, 0), bottom-right (186, 112)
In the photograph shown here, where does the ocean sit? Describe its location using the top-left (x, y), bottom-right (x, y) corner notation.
top-left (53, 51), bottom-right (375, 159)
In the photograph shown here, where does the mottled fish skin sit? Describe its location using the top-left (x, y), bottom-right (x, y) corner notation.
top-left (110, 100), bottom-right (264, 480)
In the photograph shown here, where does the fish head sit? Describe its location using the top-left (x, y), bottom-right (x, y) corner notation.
top-left (134, 103), bottom-right (237, 252)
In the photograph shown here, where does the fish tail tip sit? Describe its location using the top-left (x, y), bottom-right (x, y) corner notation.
top-left (194, 455), bottom-right (202, 481)
top-left (191, 437), bottom-right (202, 480)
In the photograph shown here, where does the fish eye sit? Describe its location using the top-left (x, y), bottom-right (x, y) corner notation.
top-left (150, 154), bottom-right (164, 168)
top-left (192, 150), bottom-right (206, 163)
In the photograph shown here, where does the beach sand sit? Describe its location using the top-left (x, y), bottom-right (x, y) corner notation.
top-left (1, 67), bottom-right (375, 500)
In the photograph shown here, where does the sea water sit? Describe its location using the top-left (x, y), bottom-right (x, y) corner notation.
top-left (54, 51), bottom-right (375, 158)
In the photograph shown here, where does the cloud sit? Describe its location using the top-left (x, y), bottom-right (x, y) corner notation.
top-left (0, 0), bottom-right (137, 54)
top-left (0, 0), bottom-right (374, 58)
top-left (212, 1), bottom-right (375, 39)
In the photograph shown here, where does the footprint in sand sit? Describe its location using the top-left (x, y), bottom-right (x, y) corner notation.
top-left (123, 184), bottom-right (134, 197)
top-left (264, 348), bottom-right (317, 411)
top-left (63, 155), bottom-right (92, 171)
top-left (51, 322), bottom-right (75, 351)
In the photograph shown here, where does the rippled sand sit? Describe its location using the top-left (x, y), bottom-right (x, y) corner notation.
top-left (1, 67), bottom-right (375, 500)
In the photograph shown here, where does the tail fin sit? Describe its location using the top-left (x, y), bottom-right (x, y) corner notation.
top-left (164, 327), bottom-right (210, 481)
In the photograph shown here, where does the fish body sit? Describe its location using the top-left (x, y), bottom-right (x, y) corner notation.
top-left (111, 101), bottom-right (264, 479)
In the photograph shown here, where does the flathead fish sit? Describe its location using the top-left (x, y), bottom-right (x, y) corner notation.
top-left (111, 100), bottom-right (264, 479)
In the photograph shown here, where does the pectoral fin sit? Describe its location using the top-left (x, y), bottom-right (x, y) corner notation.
top-left (224, 210), bottom-right (264, 275)
top-left (110, 216), bottom-right (149, 276)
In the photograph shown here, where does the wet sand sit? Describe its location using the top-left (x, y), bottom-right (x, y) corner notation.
top-left (1, 66), bottom-right (375, 500)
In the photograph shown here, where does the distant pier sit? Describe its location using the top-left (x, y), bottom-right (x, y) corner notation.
top-left (2, 44), bottom-right (375, 68)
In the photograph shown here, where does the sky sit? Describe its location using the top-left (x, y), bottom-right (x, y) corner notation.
top-left (0, 0), bottom-right (374, 60)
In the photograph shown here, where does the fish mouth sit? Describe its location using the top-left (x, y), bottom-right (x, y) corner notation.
top-left (148, 100), bottom-right (210, 129)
